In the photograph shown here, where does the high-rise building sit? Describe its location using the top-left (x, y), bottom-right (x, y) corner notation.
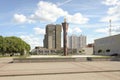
top-left (43, 24), bottom-right (62, 49)
top-left (68, 34), bottom-right (86, 49)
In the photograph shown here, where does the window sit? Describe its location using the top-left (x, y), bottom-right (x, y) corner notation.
top-left (98, 49), bottom-right (102, 53)
top-left (106, 49), bottom-right (110, 52)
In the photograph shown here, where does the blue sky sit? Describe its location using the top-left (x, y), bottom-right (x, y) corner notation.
top-left (0, 0), bottom-right (120, 49)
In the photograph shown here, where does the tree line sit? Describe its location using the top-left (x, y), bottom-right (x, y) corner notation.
top-left (0, 36), bottom-right (30, 56)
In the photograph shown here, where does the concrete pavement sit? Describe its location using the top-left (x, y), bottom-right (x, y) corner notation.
top-left (0, 58), bottom-right (120, 80)
top-left (0, 72), bottom-right (119, 80)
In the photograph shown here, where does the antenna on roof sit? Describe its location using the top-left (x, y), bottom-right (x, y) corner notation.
top-left (109, 19), bottom-right (112, 36)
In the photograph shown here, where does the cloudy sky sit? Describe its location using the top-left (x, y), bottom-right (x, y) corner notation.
top-left (0, 0), bottom-right (120, 49)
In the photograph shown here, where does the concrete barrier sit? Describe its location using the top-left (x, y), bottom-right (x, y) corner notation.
top-left (13, 56), bottom-right (120, 63)
top-left (111, 56), bottom-right (120, 61)
top-left (13, 57), bottom-right (76, 63)
top-left (87, 57), bottom-right (111, 61)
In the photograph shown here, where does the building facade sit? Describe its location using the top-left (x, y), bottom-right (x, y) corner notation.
top-left (43, 24), bottom-right (62, 49)
top-left (94, 34), bottom-right (120, 56)
top-left (68, 34), bottom-right (86, 49)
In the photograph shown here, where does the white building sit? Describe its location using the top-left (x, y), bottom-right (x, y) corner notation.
top-left (68, 34), bottom-right (86, 49)
top-left (79, 47), bottom-right (93, 55)
top-left (94, 34), bottom-right (120, 56)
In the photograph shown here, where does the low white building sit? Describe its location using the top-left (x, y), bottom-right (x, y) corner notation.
top-left (78, 44), bottom-right (93, 55)
top-left (94, 34), bottom-right (120, 56)
top-left (82, 47), bottom-right (93, 55)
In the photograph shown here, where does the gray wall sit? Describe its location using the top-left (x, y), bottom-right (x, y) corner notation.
top-left (94, 34), bottom-right (120, 56)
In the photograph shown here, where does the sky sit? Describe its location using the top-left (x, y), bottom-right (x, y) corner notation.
top-left (0, 0), bottom-right (120, 49)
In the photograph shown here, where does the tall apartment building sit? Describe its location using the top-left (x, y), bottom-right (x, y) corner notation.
top-left (68, 35), bottom-right (86, 49)
top-left (43, 24), bottom-right (62, 49)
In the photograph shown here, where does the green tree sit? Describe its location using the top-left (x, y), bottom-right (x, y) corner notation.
top-left (0, 36), bottom-right (3, 55)
top-left (0, 36), bottom-right (30, 56)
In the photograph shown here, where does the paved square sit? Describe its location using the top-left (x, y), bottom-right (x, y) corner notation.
top-left (0, 58), bottom-right (120, 80)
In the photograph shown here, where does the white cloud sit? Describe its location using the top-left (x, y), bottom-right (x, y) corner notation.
top-left (66, 13), bottom-right (89, 24)
top-left (34, 1), bottom-right (89, 24)
top-left (74, 27), bottom-right (82, 33)
top-left (13, 1), bottom-right (88, 24)
top-left (68, 28), bottom-right (72, 33)
top-left (32, 1), bottom-right (68, 22)
top-left (101, 0), bottom-right (120, 22)
top-left (112, 26), bottom-right (120, 33)
top-left (95, 25), bottom-right (120, 35)
top-left (68, 27), bottom-right (82, 34)
top-left (101, 15), bottom-right (120, 22)
top-left (95, 28), bottom-right (108, 34)
top-left (20, 35), bottom-right (42, 49)
top-left (33, 27), bottom-right (45, 35)
top-left (100, 3), bottom-right (120, 35)
top-left (102, 0), bottom-right (119, 5)
top-left (13, 14), bottom-right (27, 23)
top-left (20, 27), bottom-right (45, 49)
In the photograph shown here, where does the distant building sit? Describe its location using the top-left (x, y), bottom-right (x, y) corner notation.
top-left (94, 34), bottom-right (120, 56)
top-left (68, 34), bottom-right (86, 49)
top-left (79, 44), bottom-right (93, 55)
top-left (78, 47), bottom-right (93, 55)
top-left (67, 34), bottom-right (86, 54)
top-left (31, 46), bottom-right (58, 55)
top-left (87, 43), bottom-right (94, 48)
top-left (43, 24), bottom-right (62, 49)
